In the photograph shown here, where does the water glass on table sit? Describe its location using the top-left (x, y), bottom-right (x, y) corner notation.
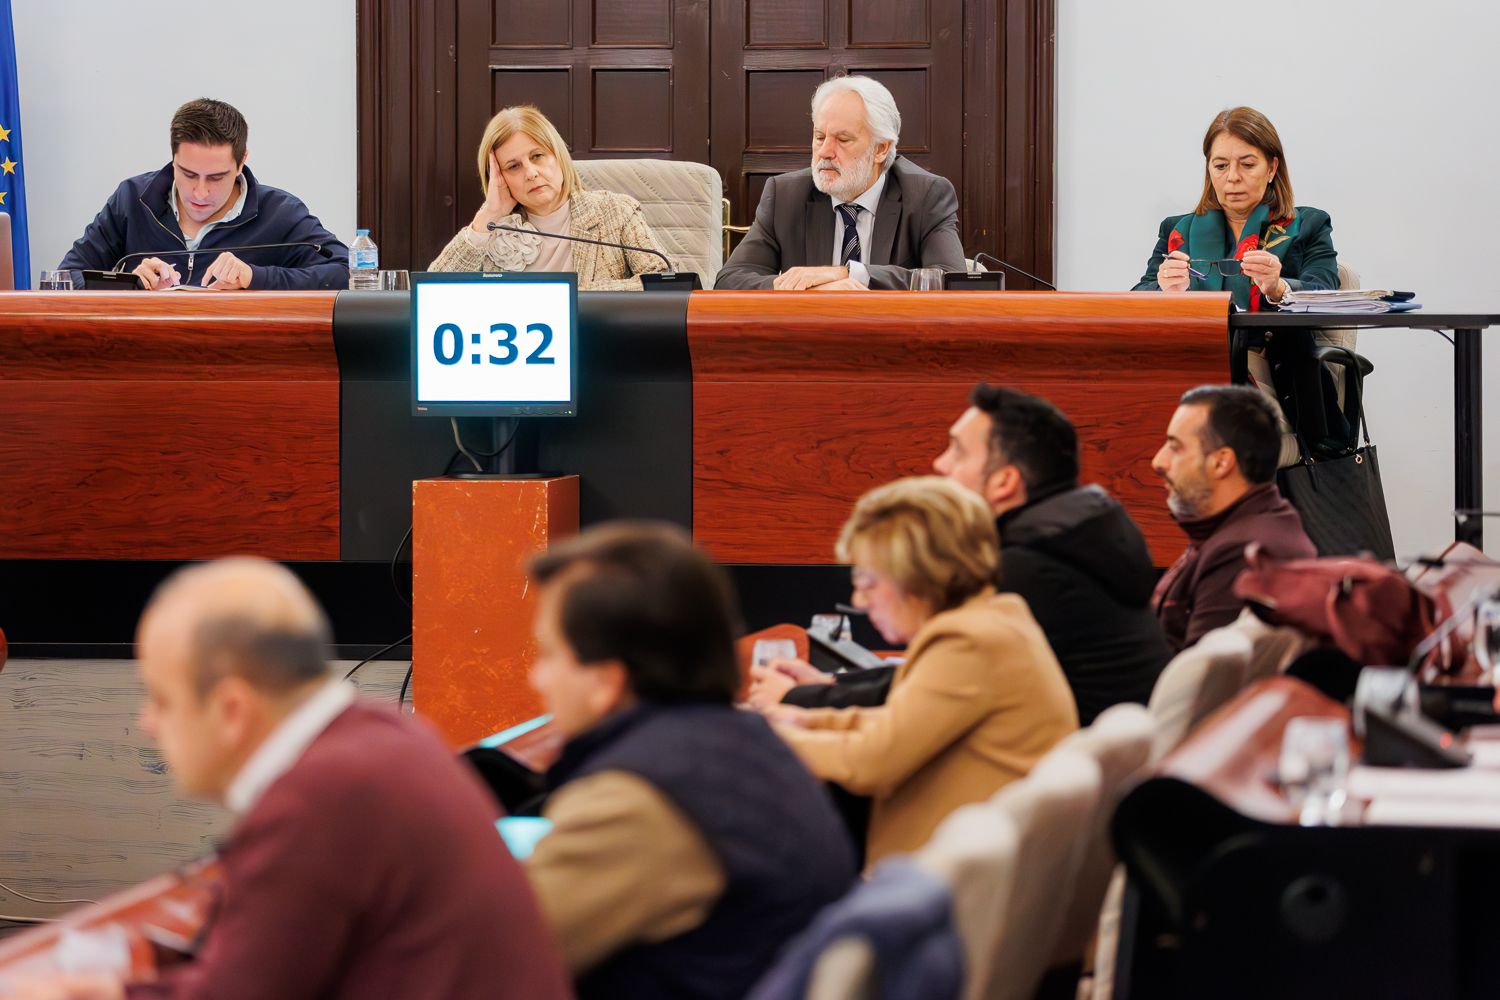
top-left (1279, 716), bottom-right (1351, 826)
top-left (38, 270), bottom-right (75, 291)
top-left (907, 267), bottom-right (945, 291)
top-left (751, 638), bottom-right (798, 667)
top-left (378, 269), bottom-right (410, 291)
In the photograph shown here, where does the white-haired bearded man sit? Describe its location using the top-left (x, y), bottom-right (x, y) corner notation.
top-left (715, 75), bottom-right (964, 291)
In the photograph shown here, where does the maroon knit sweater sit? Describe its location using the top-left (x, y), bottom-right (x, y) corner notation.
top-left (127, 701), bottom-right (572, 1000)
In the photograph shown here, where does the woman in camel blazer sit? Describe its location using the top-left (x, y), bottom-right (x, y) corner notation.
top-left (769, 476), bottom-right (1078, 867)
top-left (428, 104), bottom-right (669, 291)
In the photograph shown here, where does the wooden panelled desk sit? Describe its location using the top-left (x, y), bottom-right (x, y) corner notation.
top-left (0, 289), bottom-right (1229, 656)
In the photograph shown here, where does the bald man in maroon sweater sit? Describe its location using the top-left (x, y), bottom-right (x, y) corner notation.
top-left (17, 558), bottom-right (570, 1000)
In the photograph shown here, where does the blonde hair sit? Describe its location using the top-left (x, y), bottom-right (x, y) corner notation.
top-left (1195, 106), bottom-right (1295, 222)
top-left (476, 105), bottom-right (582, 208)
top-left (835, 476), bottom-right (999, 613)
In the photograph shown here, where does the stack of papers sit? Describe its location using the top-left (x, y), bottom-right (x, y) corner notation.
top-left (1279, 289), bottom-right (1421, 314)
top-left (1350, 764), bottom-right (1500, 828)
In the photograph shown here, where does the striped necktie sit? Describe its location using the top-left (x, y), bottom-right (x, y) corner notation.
top-left (837, 204), bottom-right (862, 265)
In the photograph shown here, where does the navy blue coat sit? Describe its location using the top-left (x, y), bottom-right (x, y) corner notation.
top-left (59, 164), bottom-right (349, 289)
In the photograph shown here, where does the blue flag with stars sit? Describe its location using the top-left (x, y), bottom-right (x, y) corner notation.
top-left (0, 0), bottom-right (28, 289)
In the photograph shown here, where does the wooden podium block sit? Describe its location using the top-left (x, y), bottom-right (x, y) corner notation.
top-left (411, 476), bottom-right (578, 748)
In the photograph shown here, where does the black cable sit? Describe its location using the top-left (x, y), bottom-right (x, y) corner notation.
top-left (1435, 329), bottom-right (1455, 346)
top-left (343, 632), bottom-right (413, 682)
top-left (389, 523), bottom-right (414, 610)
top-left (451, 418), bottom-right (523, 460)
top-left (450, 417), bottom-right (484, 472)
top-left (398, 665), bottom-right (414, 709)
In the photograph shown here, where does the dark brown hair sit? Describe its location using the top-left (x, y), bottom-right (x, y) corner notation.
top-left (1195, 106), bottom-right (1294, 221)
top-left (1179, 385), bottom-right (1282, 485)
top-left (170, 98), bottom-right (249, 164)
top-left (529, 522), bottom-right (743, 705)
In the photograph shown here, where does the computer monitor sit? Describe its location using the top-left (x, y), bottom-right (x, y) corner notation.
top-left (410, 271), bottom-right (578, 417)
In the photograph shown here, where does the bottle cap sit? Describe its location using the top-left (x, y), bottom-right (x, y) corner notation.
top-left (356, 228), bottom-right (370, 236)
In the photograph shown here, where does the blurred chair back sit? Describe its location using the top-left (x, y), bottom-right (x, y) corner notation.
top-left (0, 212), bottom-right (13, 290)
top-left (917, 747), bottom-right (1101, 1000)
top-left (573, 159), bottom-right (723, 288)
top-left (806, 937), bottom-right (876, 1000)
top-left (1146, 625), bottom-right (1255, 761)
top-left (1048, 703), bottom-right (1155, 969)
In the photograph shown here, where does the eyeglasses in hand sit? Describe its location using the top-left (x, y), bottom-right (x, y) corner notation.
top-left (1168, 256), bottom-right (1245, 280)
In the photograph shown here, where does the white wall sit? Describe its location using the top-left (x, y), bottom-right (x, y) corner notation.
top-left (1057, 0), bottom-right (1500, 559)
top-left (12, 0), bottom-right (358, 275)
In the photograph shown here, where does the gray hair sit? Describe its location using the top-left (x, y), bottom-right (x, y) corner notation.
top-left (811, 75), bottom-right (901, 172)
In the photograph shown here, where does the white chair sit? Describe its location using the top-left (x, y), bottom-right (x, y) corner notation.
top-left (1252, 260), bottom-right (1362, 468)
top-left (572, 158), bottom-right (723, 287)
top-left (1048, 704), bottom-right (1156, 974)
top-left (806, 936), bottom-right (877, 1000)
top-left (1145, 624), bottom-right (1255, 763)
top-left (916, 748), bottom-right (1102, 1000)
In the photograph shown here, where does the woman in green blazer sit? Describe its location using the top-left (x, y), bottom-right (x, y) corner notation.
top-left (1135, 106), bottom-right (1338, 312)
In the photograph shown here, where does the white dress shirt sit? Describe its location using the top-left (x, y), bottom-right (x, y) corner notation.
top-left (830, 170), bottom-right (889, 288)
top-left (223, 678), bottom-right (357, 815)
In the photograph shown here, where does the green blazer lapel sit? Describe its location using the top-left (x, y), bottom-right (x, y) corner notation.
top-left (1182, 211), bottom-right (1226, 293)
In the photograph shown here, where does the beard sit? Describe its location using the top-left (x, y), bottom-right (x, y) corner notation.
top-left (812, 143), bottom-right (880, 202)
top-left (1164, 465), bottom-right (1214, 520)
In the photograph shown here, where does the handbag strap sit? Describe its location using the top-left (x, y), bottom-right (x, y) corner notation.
top-left (1316, 345), bottom-right (1374, 450)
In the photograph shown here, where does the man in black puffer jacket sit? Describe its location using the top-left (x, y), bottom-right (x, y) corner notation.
top-left (762, 384), bottom-right (1170, 726)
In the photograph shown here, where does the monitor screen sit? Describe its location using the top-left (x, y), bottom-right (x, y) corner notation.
top-left (410, 271), bottom-right (578, 417)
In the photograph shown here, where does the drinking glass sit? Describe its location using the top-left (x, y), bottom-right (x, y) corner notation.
top-left (378, 269), bottom-right (410, 291)
top-left (751, 638), bottom-right (798, 667)
top-left (907, 267), bottom-right (945, 291)
top-left (1279, 717), bottom-right (1350, 826)
top-left (38, 270), bottom-right (75, 291)
top-left (1473, 594), bottom-right (1500, 686)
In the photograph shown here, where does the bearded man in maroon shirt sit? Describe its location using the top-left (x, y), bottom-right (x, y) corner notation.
top-left (16, 558), bottom-right (571, 1000)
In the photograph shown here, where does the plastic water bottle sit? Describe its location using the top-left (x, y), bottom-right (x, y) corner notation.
top-left (349, 229), bottom-right (379, 290)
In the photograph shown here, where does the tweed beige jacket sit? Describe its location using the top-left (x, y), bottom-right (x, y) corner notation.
top-left (427, 189), bottom-right (670, 291)
top-left (778, 588), bottom-right (1079, 867)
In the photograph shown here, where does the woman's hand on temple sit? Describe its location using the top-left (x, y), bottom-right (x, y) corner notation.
top-left (470, 151), bottom-right (519, 234)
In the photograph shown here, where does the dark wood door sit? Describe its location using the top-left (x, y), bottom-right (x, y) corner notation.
top-left (709, 0), bottom-right (966, 252)
top-left (455, 0), bottom-right (710, 166)
top-left (359, 0), bottom-right (1053, 283)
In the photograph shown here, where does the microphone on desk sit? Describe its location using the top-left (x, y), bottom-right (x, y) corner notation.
top-left (486, 222), bottom-right (701, 291)
top-left (972, 252), bottom-right (1057, 291)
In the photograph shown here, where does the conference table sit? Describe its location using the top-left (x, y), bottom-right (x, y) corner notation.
top-left (1113, 676), bottom-right (1500, 999)
top-left (0, 288), bottom-right (1230, 657)
top-left (1233, 309), bottom-right (1500, 549)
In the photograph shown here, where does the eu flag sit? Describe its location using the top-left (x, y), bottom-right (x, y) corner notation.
top-left (0, 0), bottom-right (28, 289)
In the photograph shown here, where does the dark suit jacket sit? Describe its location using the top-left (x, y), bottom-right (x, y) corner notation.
top-left (127, 701), bottom-right (571, 1000)
top-left (715, 156), bottom-right (965, 290)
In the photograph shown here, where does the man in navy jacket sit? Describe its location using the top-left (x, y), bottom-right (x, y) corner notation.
top-left (59, 98), bottom-right (348, 290)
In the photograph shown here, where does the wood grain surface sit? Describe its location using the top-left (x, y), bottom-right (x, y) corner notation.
top-left (687, 292), bottom-right (1231, 565)
top-left (0, 293), bottom-right (340, 561)
top-left (411, 476), bottom-right (579, 748)
top-left (0, 658), bottom-right (407, 921)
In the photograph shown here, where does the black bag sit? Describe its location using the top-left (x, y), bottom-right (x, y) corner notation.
top-left (1276, 346), bottom-right (1396, 560)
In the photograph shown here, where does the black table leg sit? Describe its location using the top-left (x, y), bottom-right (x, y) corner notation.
top-left (1455, 327), bottom-right (1483, 548)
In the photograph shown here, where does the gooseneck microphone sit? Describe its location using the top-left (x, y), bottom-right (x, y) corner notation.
top-left (486, 222), bottom-right (700, 290)
top-left (973, 251), bottom-right (1057, 291)
top-left (111, 241), bottom-right (336, 274)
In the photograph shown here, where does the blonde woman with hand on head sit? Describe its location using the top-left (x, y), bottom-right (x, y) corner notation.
top-left (428, 105), bottom-right (671, 291)
top-left (761, 476), bottom-right (1078, 868)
